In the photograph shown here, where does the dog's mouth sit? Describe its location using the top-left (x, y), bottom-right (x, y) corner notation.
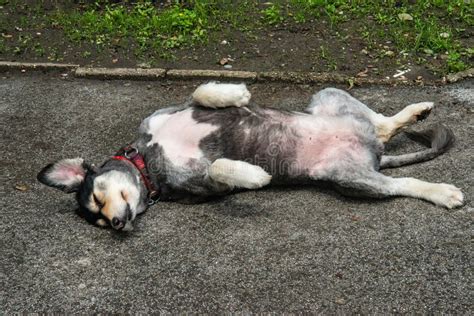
top-left (115, 221), bottom-right (134, 231)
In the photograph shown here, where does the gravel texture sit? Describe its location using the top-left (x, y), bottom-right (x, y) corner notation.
top-left (1, 73), bottom-right (472, 313)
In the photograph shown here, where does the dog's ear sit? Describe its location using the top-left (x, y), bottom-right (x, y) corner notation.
top-left (37, 158), bottom-right (89, 193)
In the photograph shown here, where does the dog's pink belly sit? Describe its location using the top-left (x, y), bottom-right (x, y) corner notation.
top-left (145, 109), bottom-right (218, 166)
top-left (292, 116), bottom-right (371, 176)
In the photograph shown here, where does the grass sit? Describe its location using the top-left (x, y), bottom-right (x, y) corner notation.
top-left (0, 0), bottom-right (472, 74)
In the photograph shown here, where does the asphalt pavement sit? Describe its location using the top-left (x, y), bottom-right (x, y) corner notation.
top-left (1, 72), bottom-right (472, 313)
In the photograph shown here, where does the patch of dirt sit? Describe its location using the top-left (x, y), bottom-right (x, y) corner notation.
top-left (1, 2), bottom-right (472, 82)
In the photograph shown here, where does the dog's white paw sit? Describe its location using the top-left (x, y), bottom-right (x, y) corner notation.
top-left (192, 82), bottom-right (251, 108)
top-left (407, 101), bottom-right (434, 122)
top-left (209, 158), bottom-right (271, 189)
top-left (428, 183), bottom-right (464, 209)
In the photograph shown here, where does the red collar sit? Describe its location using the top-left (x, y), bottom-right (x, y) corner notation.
top-left (112, 146), bottom-right (160, 205)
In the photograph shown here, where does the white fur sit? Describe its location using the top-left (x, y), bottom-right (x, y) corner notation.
top-left (376, 102), bottom-right (434, 142)
top-left (394, 178), bottom-right (463, 209)
top-left (192, 82), bottom-right (251, 108)
top-left (209, 158), bottom-right (272, 189)
top-left (94, 171), bottom-right (142, 222)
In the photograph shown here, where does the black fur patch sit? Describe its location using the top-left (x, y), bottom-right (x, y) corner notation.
top-left (193, 105), bottom-right (301, 182)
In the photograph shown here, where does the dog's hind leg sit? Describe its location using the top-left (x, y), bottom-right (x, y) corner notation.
top-left (208, 158), bottom-right (272, 189)
top-left (374, 102), bottom-right (434, 142)
top-left (329, 170), bottom-right (463, 209)
top-left (307, 88), bottom-right (434, 143)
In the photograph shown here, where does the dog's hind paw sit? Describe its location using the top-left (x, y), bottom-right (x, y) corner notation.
top-left (192, 82), bottom-right (251, 108)
top-left (429, 183), bottom-right (464, 209)
top-left (408, 102), bottom-right (434, 122)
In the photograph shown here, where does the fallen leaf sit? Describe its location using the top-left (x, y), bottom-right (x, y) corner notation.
top-left (351, 215), bottom-right (361, 221)
top-left (218, 57), bottom-right (229, 65)
top-left (112, 58), bottom-right (118, 63)
top-left (2, 33), bottom-right (13, 39)
top-left (347, 78), bottom-right (354, 90)
top-left (15, 184), bottom-right (29, 191)
top-left (356, 68), bottom-right (369, 77)
top-left (423, 48), bottom-right (434, 55)
top-left (398, 13), bottom-right (413, 21)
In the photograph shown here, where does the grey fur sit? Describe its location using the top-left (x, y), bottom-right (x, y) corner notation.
top-left (380, 123), bottom-right (455, 168)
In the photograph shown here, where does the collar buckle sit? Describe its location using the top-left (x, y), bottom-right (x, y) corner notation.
top-left (124, 147), bottom-right (138, 159)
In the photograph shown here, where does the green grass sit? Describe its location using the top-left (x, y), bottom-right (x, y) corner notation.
top-left (1, 0), bottom-right (472, 74)
top-left (288, 0), bottom-right (472, 72)
top-left (50, 3), bottom-right (209, 55)
top-left (48, 1), bottom-right (264, 57)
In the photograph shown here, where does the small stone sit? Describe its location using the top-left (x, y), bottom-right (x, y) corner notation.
top-left (137, 62), bottom-right (151, 69)
top-left (77, 258), bottom-right (91, 266)
top-left (220, 40), bottom-right (228, 45)
top-left (335, 298), bottom-right (346, 305)
top-left (78, 283), bottom-right (86, 289)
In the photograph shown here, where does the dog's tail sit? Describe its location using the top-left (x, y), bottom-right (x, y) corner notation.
top-left (379, 123), bottom-right (455, 169)
top-left (191, 82), bottom-right (251, 108)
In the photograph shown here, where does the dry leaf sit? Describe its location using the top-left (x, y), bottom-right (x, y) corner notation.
top-left (356, 68), bottom-right (369, 77)
top-left (15, 184), bottom-right (29, 191)
top-left (218, 57), bottom-right (229, 65)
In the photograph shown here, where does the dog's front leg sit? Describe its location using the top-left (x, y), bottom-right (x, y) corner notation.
top-left (208, 159), bottom-right (272, 189)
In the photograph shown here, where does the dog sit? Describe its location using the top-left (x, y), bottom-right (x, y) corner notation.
top-left (37, 83), bottom-right (464, 230)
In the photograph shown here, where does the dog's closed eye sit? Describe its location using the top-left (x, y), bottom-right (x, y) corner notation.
top-left (93, 193), bottom-right (104, 208)
top-left (121, 190), bottom-right (128, 202)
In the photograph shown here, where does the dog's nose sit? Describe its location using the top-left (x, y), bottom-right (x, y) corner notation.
top-left (111, 217), bottom-right (125, 229)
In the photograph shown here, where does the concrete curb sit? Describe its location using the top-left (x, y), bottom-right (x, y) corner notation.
top-left (0, 61), bottom-right (79, 71)
top-left (0, 61), bottom-right (471, 85)
top-left (75, 67), bottom-right (166, 80)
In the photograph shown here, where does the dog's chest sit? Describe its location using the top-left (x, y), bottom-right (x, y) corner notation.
top-left (144, 108), bottom-right (218, 165)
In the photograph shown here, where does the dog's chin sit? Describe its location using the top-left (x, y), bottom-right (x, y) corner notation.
top-left (121, 221), bottom-right (134, 231)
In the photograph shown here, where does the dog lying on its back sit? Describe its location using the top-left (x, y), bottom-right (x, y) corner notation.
top-left (38, 83), bottom-right (464, 230)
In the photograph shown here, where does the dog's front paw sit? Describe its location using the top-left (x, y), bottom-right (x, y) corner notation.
top-left (209, 159), bottom-right (271, 189)
top-left (429, 183), bottom-right (464, 209)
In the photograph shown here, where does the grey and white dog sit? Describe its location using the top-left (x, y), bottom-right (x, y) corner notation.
top-left (38, 83), bottom-right (464, 230)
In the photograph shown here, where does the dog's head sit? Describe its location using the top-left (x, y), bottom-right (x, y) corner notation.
top-left (37, 158), bottom-right (148, 230)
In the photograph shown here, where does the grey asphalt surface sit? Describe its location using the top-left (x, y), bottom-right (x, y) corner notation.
top-left (1, 73), bottom-right (472, 313)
